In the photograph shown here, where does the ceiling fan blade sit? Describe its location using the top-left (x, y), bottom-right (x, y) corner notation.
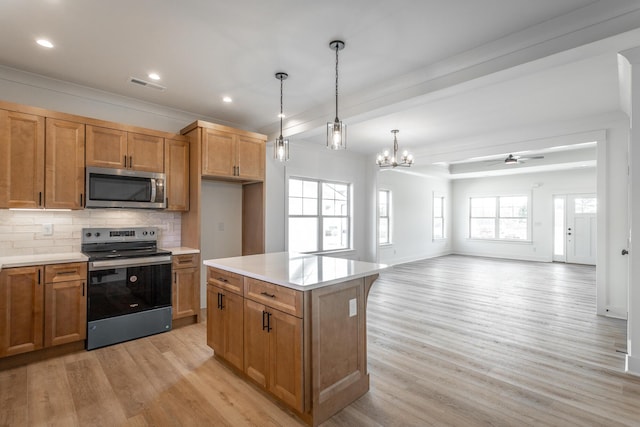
top-left (519, 155), bottom-right (544, 160)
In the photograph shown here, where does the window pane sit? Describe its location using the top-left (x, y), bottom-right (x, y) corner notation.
top-left (470, 218), bottom-right (495, 239)
top-left (289, 218), bottom-right (318, 253)
top-left (289, 197), bottom-right (302, 215)
top-left (433, 197), bottom-right (442, 217)
top-left (289, 179), bottom-right (303, 197)
top-left (499, 218), bottom-right (528, 240)
top-left (433, 218), bottom-right (443, 239)
top-left (575, 197), bottom-right (597, 214)
top-left (379, 218), bottom-right (389, 244)
top-left (303, 198), bottom-right (317, 215)
top-left (379, 202), bottom-right (388, 217)
top-left (554, 198), bottom-right (565, 256)
top-left (499, 196), bottom-right (527, 218)
top-left (323, 218), bottom-right (348, 251)
top-left (303, 181), bottom-right (318, 198)
top-left (471, 197), bottom-right (496, 217)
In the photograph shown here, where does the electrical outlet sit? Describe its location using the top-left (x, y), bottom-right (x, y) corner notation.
top-left (349, 298), bottom-right (357, 317)
top-left (43, 223), bottom-right (53, 236)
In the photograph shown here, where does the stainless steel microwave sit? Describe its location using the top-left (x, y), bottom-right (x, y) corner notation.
top-left (85, 167), bottom-right (166, 209)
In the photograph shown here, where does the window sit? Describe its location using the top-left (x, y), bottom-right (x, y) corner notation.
top-left (433, 195), bottom-right (445, 239)
top-left (469, 195), bottom-right (529, 240)
top-left (378, 190), bottom-right (391, 244)
top-left (288, 177), bottom-right (351, 253)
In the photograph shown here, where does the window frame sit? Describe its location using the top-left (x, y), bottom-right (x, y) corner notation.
top-left (432, 193), bottom-right (446, 241)
top-left (287, 176), bottom-right (352, 254)
top-left (378, 189), bottom-right (392, 245)
top-left (468, 194), bottom-right (531, 242)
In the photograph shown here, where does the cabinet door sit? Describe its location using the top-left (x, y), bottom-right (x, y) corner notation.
top-left (0, 266), bottom-right (44, 357)
top-left (244, 298), bottom-right (269, 387)
top-left (128, 132), bottom-right (164, 172)
top-left (202, 129), bottom-right (235, 177)
top-left (269, 309), bottom-right (303, 412)
top-left (165, 138), bottom-right (189, 211)
top-left (223, 291), bottom-right (244, 371)
top-left (207, 284), bottom-right (225, 355)
top-left (86, 125), bottom-right (128, 169)
top-left (45, 119), bottom-right (85, 209)
top-left (236, 135), bottom-right (265, 181)
top-left (0, 110), bottom-right (45, 208)
top-left (44, 279), bottom-right (86, 347)
top-left (172, 266), bottom-right (198, 319)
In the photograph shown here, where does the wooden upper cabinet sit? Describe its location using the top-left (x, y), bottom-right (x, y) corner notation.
top-left (236, 135), bottom-right (265, 181)
top-left (0, 266), bottom-right (44, 357)
top-left (201, 128), bottom-right (265, 181)
top-left (202, 129), bottom-right (235, 177)
top-left (0, 110), bottom-right (45, 208)
top-left (128, 132), bottom-right (164, 172)
top-left (86, 125), bottom-right (127, 169)
top-left (165, 138), bottom-right (190, 211)
top-left (86, 125), bottom-right (164, 172)
top-left (45, 119), bottom-right (85, 209)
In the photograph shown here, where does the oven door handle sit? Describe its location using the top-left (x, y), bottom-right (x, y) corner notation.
top-left (89, 255), bottom-right (172, 271)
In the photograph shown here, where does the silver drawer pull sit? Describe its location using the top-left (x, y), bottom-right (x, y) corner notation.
top-left (217, 277), bottom-right (228, 283)
top-left (260, 291), bottom-right (275, 298)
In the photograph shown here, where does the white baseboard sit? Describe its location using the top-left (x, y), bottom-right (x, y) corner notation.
top-left (601, 305), bottom-right (627, 319)
top-left (384, 250), bottom-right (453, 267)
top-left (452, 250), bottom-right (551, 263)
top-left (626, 354), bottom-right (640, 377)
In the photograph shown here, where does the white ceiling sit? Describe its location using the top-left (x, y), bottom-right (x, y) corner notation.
top-left (1, 0), bottom-right (640, 167)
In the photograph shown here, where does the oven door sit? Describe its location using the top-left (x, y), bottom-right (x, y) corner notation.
top-left (88, 256), bottom-right (171, 321)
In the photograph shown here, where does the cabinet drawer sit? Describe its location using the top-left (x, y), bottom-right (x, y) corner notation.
top-left (207, 267), bottom-right (243, 295)
top-left (173, 254), bottom-right (199, 269)
top-left (244, 277), bottom-right (303, 318)
top-left (44, 262), bottom-right (87, 283)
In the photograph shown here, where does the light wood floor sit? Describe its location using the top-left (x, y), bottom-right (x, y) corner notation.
top-left (2, 255), bottom-right (640, 426)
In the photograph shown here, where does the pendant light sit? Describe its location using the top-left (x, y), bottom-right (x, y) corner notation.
top-left (376, 130), bottom-right (414, 168)
top-left (274, 72), bottom-right (289, 162)
top-left (327, 40), bottom-right (346, 150)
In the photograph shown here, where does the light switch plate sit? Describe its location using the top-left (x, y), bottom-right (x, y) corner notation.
top-left (43, 223), bottom-right (53, 236)
top-left (349, 298), bottom-right (357, 317)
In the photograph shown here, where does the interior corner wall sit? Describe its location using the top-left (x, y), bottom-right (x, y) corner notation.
top-left (451, 168), bottom-right (597, 262)
top-left (376, 170), bottom-right (452, 265)
top-left (265, 140), bottom-right (371, 261)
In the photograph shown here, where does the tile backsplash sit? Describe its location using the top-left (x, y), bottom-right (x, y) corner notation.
top-left (0, 209), bottom-right (181, 256)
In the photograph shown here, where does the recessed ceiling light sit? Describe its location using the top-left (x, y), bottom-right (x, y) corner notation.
top-left (222, 96), bottom-right (233, 103)
top-left (148, 72), bottom-right (160, 81)
top-left (36, 39), bottom-right (54, 48)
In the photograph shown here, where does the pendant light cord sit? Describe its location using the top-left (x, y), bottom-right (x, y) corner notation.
top-left (280, 77), bottom-right (284, 138)
top-left (335, 45), bottom-right (339, 122)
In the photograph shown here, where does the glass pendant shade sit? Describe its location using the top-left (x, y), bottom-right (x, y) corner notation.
top-left (274, 135), bottom-right (289, 161)
top-left (327, 119), bottom-right (346, 150)
top-left (327, 40), bottom-right (347, 150)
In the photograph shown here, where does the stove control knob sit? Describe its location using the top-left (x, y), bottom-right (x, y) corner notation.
top-left (150, 230), bottom-right (155, 236)
top-left (95, 232), bottom-right (101, 237)
top-left (143, 231), bottom-right (148, 236)
top-left (85, 232), bottom-right (92, 237)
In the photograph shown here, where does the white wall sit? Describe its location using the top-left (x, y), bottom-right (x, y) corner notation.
top-left (376, 169), bottom-right (452, 265)
top-left (265, 140), bottom-right (373, 261)
top-left (452, 168), bottom-right (596, 262)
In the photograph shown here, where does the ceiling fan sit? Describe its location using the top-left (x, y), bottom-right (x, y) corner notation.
top-left (486, 153), bottom-right (545, 166)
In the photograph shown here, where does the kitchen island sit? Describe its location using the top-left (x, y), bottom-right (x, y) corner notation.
top-left (203, 252), bottom-right (387, 426)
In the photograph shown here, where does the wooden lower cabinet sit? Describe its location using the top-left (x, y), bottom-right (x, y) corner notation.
top-left (207, 284), bottom-right (244, 370)
top-left (172, 254), bottom-right (200, 320)
top-left (0, 262), bottom-right (87, 358)
top-left (0, 266), bottom-right (44, 357)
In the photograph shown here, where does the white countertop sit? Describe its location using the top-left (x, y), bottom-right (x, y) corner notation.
top-left (164, 247), bottom-right (200, 255)
top-left (203, 252), bottom-right (387, 291)
top-left (0, 252), bottom-right (88, 271)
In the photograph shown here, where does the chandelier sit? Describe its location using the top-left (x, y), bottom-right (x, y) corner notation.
top-left (274, 72), bottom-right (289, 162)
top-left (327, 40), bottom-right (346, 150)
top-left (376, 130), bottom-right (414, 168)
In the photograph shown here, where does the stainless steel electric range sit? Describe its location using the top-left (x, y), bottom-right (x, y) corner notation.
top-left (82, 227), bottom-right (172, 350)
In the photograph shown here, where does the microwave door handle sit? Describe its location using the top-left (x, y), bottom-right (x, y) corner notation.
top-left (150, 178), bottom-right (157, 202)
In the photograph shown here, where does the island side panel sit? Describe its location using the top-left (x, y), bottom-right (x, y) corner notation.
top-left (311, 276), bottom-right (371, 425)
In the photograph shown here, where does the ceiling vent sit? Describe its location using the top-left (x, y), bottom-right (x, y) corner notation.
top-left (128, 76), bottom-right (166, 91)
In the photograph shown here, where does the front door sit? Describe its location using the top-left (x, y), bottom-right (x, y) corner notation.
top-left (566, 194), bottom-right (597, 265)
